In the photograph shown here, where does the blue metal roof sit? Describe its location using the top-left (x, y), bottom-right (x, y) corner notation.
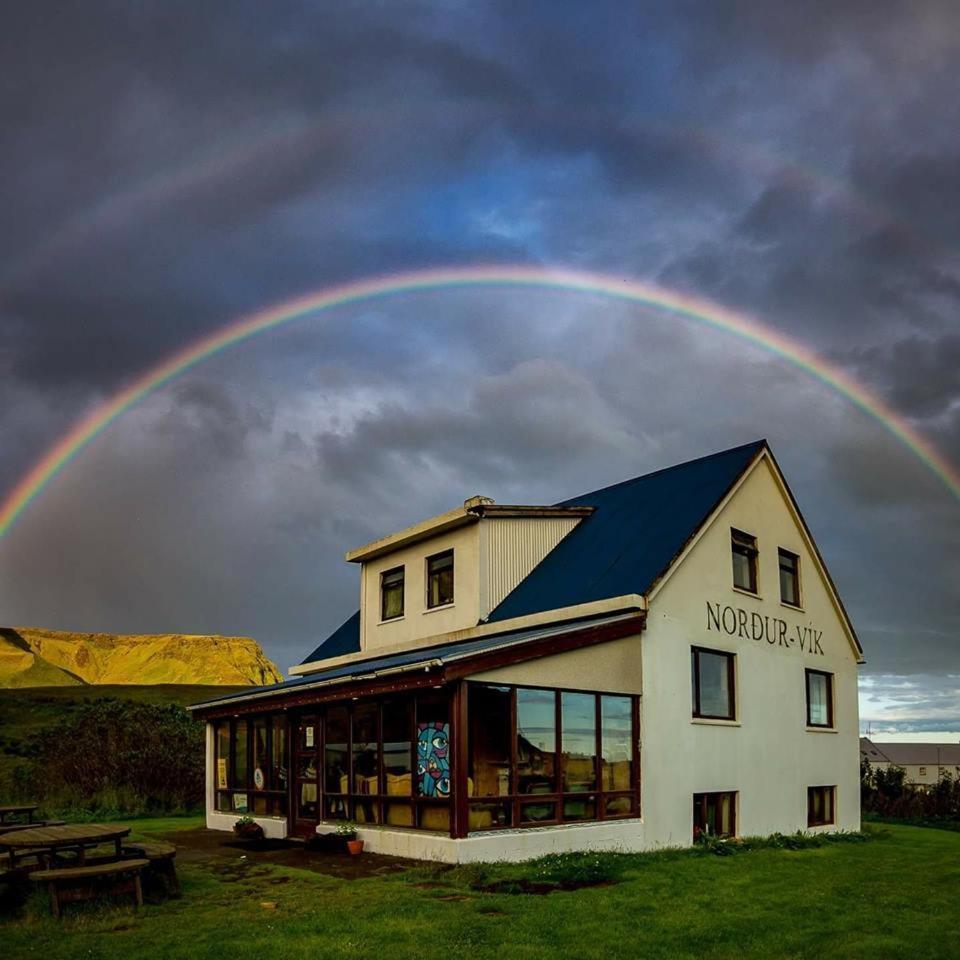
top-left (294, 439), bottom-right (766, 668)
top-left (190, 612), bottom-right (636, 711)
top-left (488, 440), bottom-right (767, 622)
top-left (300, 610), bottom-right (360, 666)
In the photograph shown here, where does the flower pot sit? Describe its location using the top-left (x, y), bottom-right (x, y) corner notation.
top-left (346, 839), bottom-right (364, 856)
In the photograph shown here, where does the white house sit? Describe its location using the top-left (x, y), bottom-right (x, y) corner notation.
top-left (860, 738), bottom-right (960, 788)
top-left (190, 440), bottom-right (863, 862)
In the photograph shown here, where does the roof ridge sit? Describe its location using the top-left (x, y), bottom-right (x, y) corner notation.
top-left (557, 439), bottom-right (767, 505)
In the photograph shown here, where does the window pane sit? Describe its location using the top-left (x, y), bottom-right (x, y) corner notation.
top-left (234, 721), bottom-right (248, 786)
top-left (469, 801), bottom-right (512, 830)
top-left (601, 696), bottom-right (633, 791)
top-left (732, 550), bottom-right (753, 590)
top-left (807, 672), bottom-right (830, 726)
top-left (517, 688), bottom-right (556, 794)
top-left (696, 650), bottom-right (733, 718)
top-left (563, 796), bottom-right (596, 821)
top-left (779, 550), bottom-right (799, 605)
top-left (325, 795), bottom-right (350, 820)
top-left (354, 797), bottom-right (380, 825)
top-left (427, 550), bottom-right (454, 607)
top-left (252, 718), bottom-right (268, 791)
top-left (383, 699), bottom-right (413, 796)
top-left (520, 801), bottom-right (555, 823)
top-left (271, 722), bottom-right (287, 796)
top-left (469, 685), bottom-right (512, 797)
top-left (216, 722), bottom-right (231, 790)
top-left (352, 703), bottom-right (379, 794)
top-left (604, 795), bottom-right (634, 817)
top-left (731, 530), bottom-right (757, 592)
top-left (385, 800), bottom-right (414, 827)
top-left (561, 692), bottom-right (597, 792)
top-left (325, 706), bottom-right (349, 794)
top-left (381, 567), bottom-right (404, 620)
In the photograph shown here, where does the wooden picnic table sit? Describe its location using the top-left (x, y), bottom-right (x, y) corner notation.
top-left (0, 823), bottom-right (130, 869)
top-left (0, 804), bottom-right (38, 825)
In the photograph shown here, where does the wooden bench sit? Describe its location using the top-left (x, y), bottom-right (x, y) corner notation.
top-left (122, 841), bottom-right (180, 898)
top-left (0, 820), bottom-right (64, 836)
top-left (31, 859), bottom-right (148, 918)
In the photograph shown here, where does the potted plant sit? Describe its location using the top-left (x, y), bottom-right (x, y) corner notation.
top-left (336, 821), bottom-right (363, 855)
top-left (233, 815), bottom-right (265, 841)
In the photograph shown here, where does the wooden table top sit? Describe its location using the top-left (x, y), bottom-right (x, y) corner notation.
top-left (0, 804), bottom-right (38, 815)
top-left (0, 823), bottom-right (130, 849)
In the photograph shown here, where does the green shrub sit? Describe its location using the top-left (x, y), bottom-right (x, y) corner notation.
top-left (11, 698), bottom-right (204, 817)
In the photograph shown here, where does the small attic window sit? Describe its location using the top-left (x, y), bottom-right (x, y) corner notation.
top-left (426, 550), bottom-right (454, 608)
top-left (731, 529), bottom-right (758, 593)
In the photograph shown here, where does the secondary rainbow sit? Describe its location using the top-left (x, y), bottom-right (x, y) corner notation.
top-left (2, 264), bottom-right (958, 539)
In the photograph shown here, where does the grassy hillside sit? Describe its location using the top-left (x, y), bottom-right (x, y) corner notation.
top-left (0, 627), bottom-right (283, 687)
top-left (0, 685), bottom-right (244, 800)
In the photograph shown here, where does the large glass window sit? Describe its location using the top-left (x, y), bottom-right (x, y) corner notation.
top-left (691, 647), bottom-right (736, 720)
top-left (381, 566), bottom-right (404, 620)
top-left (806, 670), bottom-right (833, 728)
top-left (467, 684), bottom-right (639, 831)
top-left (693, 791), bottom-right (737, 839)
top-left (216, 715), bottom-right (288, 818)
top-left (731, 528), bottom-right (758, 593)
top-left (426, 550), bottom-right (454, 608)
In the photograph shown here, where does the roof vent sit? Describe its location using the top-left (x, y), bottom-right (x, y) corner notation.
top-left (464, 495), bottom-right (495, 511)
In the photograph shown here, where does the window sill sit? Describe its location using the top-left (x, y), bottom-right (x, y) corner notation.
top-left (691, 717), bottom-right (741, 727)
top-left (732, 587), bottom-right (762, 601)
top-left (423, 603), bottom-right (455, 615)
top-left (379, 616), bottom-right (405, 625)
top-left (805, 725), bottom-right (837, 734)
top-left (781, 601), bottom-right (804, 613)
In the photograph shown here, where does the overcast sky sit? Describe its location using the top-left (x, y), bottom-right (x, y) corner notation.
top-left (1, 1), bottom-right (958, 732)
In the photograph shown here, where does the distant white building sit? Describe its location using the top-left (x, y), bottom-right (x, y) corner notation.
top-left (191, 440), bottom-right (863, 862)
top-left (860, 738), bottom-right (960, 788)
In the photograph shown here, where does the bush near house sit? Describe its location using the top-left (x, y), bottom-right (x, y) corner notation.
top-left (9, 699), bottom-right (204, 817)
top-left (861, 758), bottom-right (960, 824)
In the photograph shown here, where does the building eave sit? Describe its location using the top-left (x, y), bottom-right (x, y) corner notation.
top-left (189, 610), bottom-right (645, 718)
top-left (289, 593), bottom-right (648, 676)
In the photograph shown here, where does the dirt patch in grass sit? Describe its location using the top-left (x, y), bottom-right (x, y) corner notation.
top-left (151, 825), bottom-right (414, 880)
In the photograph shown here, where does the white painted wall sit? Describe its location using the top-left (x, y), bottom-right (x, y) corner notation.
top-left (336, 818), bottom-right (646, 863)
top-left (469, 629), bottom-right (642, 694)
top-left (639, 455), bottom-right (861, 846)
top-left (360, 523), bottom-right (481, 653)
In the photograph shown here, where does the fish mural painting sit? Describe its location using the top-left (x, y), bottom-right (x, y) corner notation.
top-left (417, 722), bottom-right (451, 798)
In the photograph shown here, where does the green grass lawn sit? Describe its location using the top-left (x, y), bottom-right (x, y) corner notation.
top-left (3, 821), bottom-right (960, 959)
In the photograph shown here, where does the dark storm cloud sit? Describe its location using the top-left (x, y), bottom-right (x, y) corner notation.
top-left (2, 1), bottom-right (960, 723)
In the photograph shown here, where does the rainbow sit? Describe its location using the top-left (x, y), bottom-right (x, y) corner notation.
top-left (1, 264), bottom-right (958, 539)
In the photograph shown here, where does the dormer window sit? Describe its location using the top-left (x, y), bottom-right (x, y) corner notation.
top-left (380, 566), bottom-right (405, 621)
top-left (426, 550), bottom-right (454, 608)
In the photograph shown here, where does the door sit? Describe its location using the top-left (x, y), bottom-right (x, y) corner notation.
top-left (290, 713), bottom-right (321, 838)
